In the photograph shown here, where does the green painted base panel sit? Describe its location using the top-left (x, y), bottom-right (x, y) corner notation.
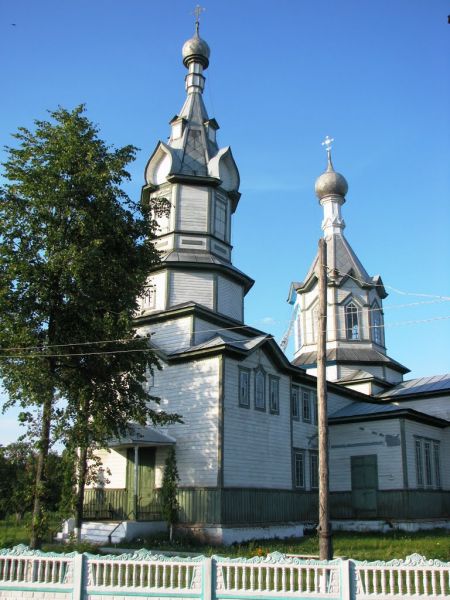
top-left (83, 487), bottom-right (449, 525)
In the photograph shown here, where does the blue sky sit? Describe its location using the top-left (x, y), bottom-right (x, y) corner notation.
top-left (1, 0), bottom-right (449, 444)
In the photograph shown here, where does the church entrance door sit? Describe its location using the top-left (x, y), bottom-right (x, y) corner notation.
top-left (126, 447), bottom-right (156, 520)
top-left (351, 454), bottom-right (378, 518)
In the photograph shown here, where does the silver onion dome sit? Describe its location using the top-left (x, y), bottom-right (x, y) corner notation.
top-left (182, 26), bottom-right (210, 69)
top-left (315, 155), bottom-right (348, 200)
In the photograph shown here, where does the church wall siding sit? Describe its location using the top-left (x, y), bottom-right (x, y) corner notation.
top-left (217, 276), bottom-right (243, 321)
top-left (392, 395), bottom-right (450, 421)
top-left (153, 357), bottom-right (220, 487)
top-left (140, 316), bottom-right (192, 353)
top-left (222, 354), bottom-right (292, 489)
top-left (329, 419), bottom-right (403, 492)
top-left (169, 271), bottom-right (214, 310)
top-left (177, 185), bottom-right (209, 232)
top-left (86, 448), bottom-right (127, 489)
top-left (154, 446), bottom-right (170, 488)
top-left (339, 365), bottom-right (384, 380)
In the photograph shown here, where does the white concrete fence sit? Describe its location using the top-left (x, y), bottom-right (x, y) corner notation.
top-left (0, 544), bottom-right (449, 600)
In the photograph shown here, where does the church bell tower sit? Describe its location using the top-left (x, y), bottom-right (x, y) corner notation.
top-left (136, 22), bottom-right (253, 351)
top-left (289, 138), bottom-right (409, 395)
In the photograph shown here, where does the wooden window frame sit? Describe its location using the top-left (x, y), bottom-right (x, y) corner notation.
top-left (302, 389), bottom-right (312, 423)
top-left (254, 367), bottom-right (266, 411)
top-left (310, 451), bottom-right (319, 490)
top-left (415, 436), bottom-right (441, 489)
top-left (345, 300), bottom-right (360, 340)
top-left (269, 376), bottom-right (280, 415)
top-left (291, 385), bottom-right (300, 421)
top-left (238, 367), bottom-right (251, 408)
top-left (293, 449), bottom-right (305, 489)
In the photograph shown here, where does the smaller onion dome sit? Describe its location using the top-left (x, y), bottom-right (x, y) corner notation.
top-left (182, 25), bottom-right (210, 69)
top-left (315, 155), bottom-right (348, 200)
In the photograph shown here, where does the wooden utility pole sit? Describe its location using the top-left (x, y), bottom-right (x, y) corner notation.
top-left (317, 238), bottom-right (333, 559)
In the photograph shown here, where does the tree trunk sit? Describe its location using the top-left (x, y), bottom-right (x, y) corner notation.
top-left (29, 386), bottom-right (53, 549)
top-left (74, 445), bottom-right (88, 543)
top-left (74, 395), bottom-right (91, 543)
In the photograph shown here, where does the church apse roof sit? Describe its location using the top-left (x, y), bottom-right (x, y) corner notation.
top-left (377, 373), bottom-right (450, 400)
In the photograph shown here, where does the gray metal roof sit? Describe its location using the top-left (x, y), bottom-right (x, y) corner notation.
top-left (170, 333), bottom-right (267, 356)
top-left (109, 424), bottom-right (176, 448)
top-left (292, 348), bottom-right (409, 373)
top-left (330, 401), bottom-right (401, 419)
top-left (377, 374), bottom-right (450, 399)
top-left (300, 233), bottom-right (385, 294)
top-left (160, 250), bottom-right (254, 290)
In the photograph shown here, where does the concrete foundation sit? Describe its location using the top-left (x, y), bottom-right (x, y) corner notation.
top-left (176, 523), bottom-right (304, 545)
top-left (331, 519), bottom-right (450, 533)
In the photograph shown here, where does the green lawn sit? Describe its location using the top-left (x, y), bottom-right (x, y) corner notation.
top-left (0, 515), bottom-right (62, 549)
top-left (115, 529), bottom-right (450, 562)
top-left (1, 518), bottom-right (448, 562)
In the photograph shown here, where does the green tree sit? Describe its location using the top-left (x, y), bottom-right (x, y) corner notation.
top-left (160, 446), bottom-right (180, 542)
top-left (0, 443), bottom-right (63, 519)
top-left (0, 105), bottom-right (178, 547)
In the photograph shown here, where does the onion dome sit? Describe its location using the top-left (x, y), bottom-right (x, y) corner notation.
top-left (315, 153), bottom-right (348, 200)
top-left (182, 24), bottom-right (210, 69)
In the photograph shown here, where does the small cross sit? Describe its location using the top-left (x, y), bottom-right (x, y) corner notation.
top-left (321, 135), bottom-right (334, 154)
top-left (193, 4), bottom-right (205, 28)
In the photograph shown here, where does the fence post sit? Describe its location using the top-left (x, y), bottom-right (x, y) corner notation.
top-left (340, 559), bottom-right (352, 600)
top-left (72, 552), bottom-right (84, 600)
top-left (202, 556), bottom-right (213, 600)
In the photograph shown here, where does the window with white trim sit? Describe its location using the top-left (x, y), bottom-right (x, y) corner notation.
top-left (345, 301), bottom-right (360, 340)
top-left (214, 198), bottom-right (227, 241)
top-left (415, 436), bottom-right (441, 489)
top-left (310, 451), bottom-right (319, 489)
top-left (371, 301), bottom-right (383, 345)
top-left (141, 283), bottom-right (156, 310)
top-left (269, 376), bottom-right (279, 414)
top-left (238, 368), bottom-right (250, 408)
top-left (311, 305), bottom-right (319, 343)
top-left (254, 368), bottom-right (265, 411)
top-left (291, 385), bottom-right (300, 420)
top-left (312, 392), bottom-right (318, 425)
top-left (302, 389), bottom-right (311, 423)
top-left (293, 450), bottom-right (305, 488)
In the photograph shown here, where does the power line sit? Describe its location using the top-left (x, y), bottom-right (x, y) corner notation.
top-left (1, 313), bottom-right (449, 360)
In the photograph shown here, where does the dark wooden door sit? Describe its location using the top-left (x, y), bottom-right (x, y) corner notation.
top-left (351, 455), bottom-right (378, 517)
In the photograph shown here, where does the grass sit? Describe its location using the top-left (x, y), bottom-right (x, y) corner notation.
top-left (113, 529), bottom-right (450, 562)
top-left (0, 514), bottom-right (99, 554)
top-left (1, 518), bottom-right (448, 562)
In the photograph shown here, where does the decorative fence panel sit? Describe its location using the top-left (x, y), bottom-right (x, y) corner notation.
top-left (215, 552), bottom-right (342, 599)
top-left (354, 553), bottom-right (450, 599)
top-left (0, 545), bottom-right (78, 599)
top-left (87, 550), bottom-right (204, 598)
top-left (0, 545), bottom-right (449, 600)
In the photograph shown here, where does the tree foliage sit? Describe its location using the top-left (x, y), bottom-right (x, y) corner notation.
top-left (0, 105), bottom-right (179, 546)
top-left (0, 443), bottom-right (63, 519)
top-left (160, 447), bottom-right (180, 541)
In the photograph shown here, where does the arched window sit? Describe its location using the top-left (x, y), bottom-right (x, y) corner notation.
top-left (296, 313), bottom-right (302, 350)
top-left (371, 301), bottom-right (383, 346)
top-left (311, 305), bottom-right (319, 343)
top-left (345, 301), bottom-right (359, 340)
top-left (254, 368), bottom-right (266, 411)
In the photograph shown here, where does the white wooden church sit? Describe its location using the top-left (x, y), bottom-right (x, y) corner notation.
top-left (83, 25), bottom-right (450, 544)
